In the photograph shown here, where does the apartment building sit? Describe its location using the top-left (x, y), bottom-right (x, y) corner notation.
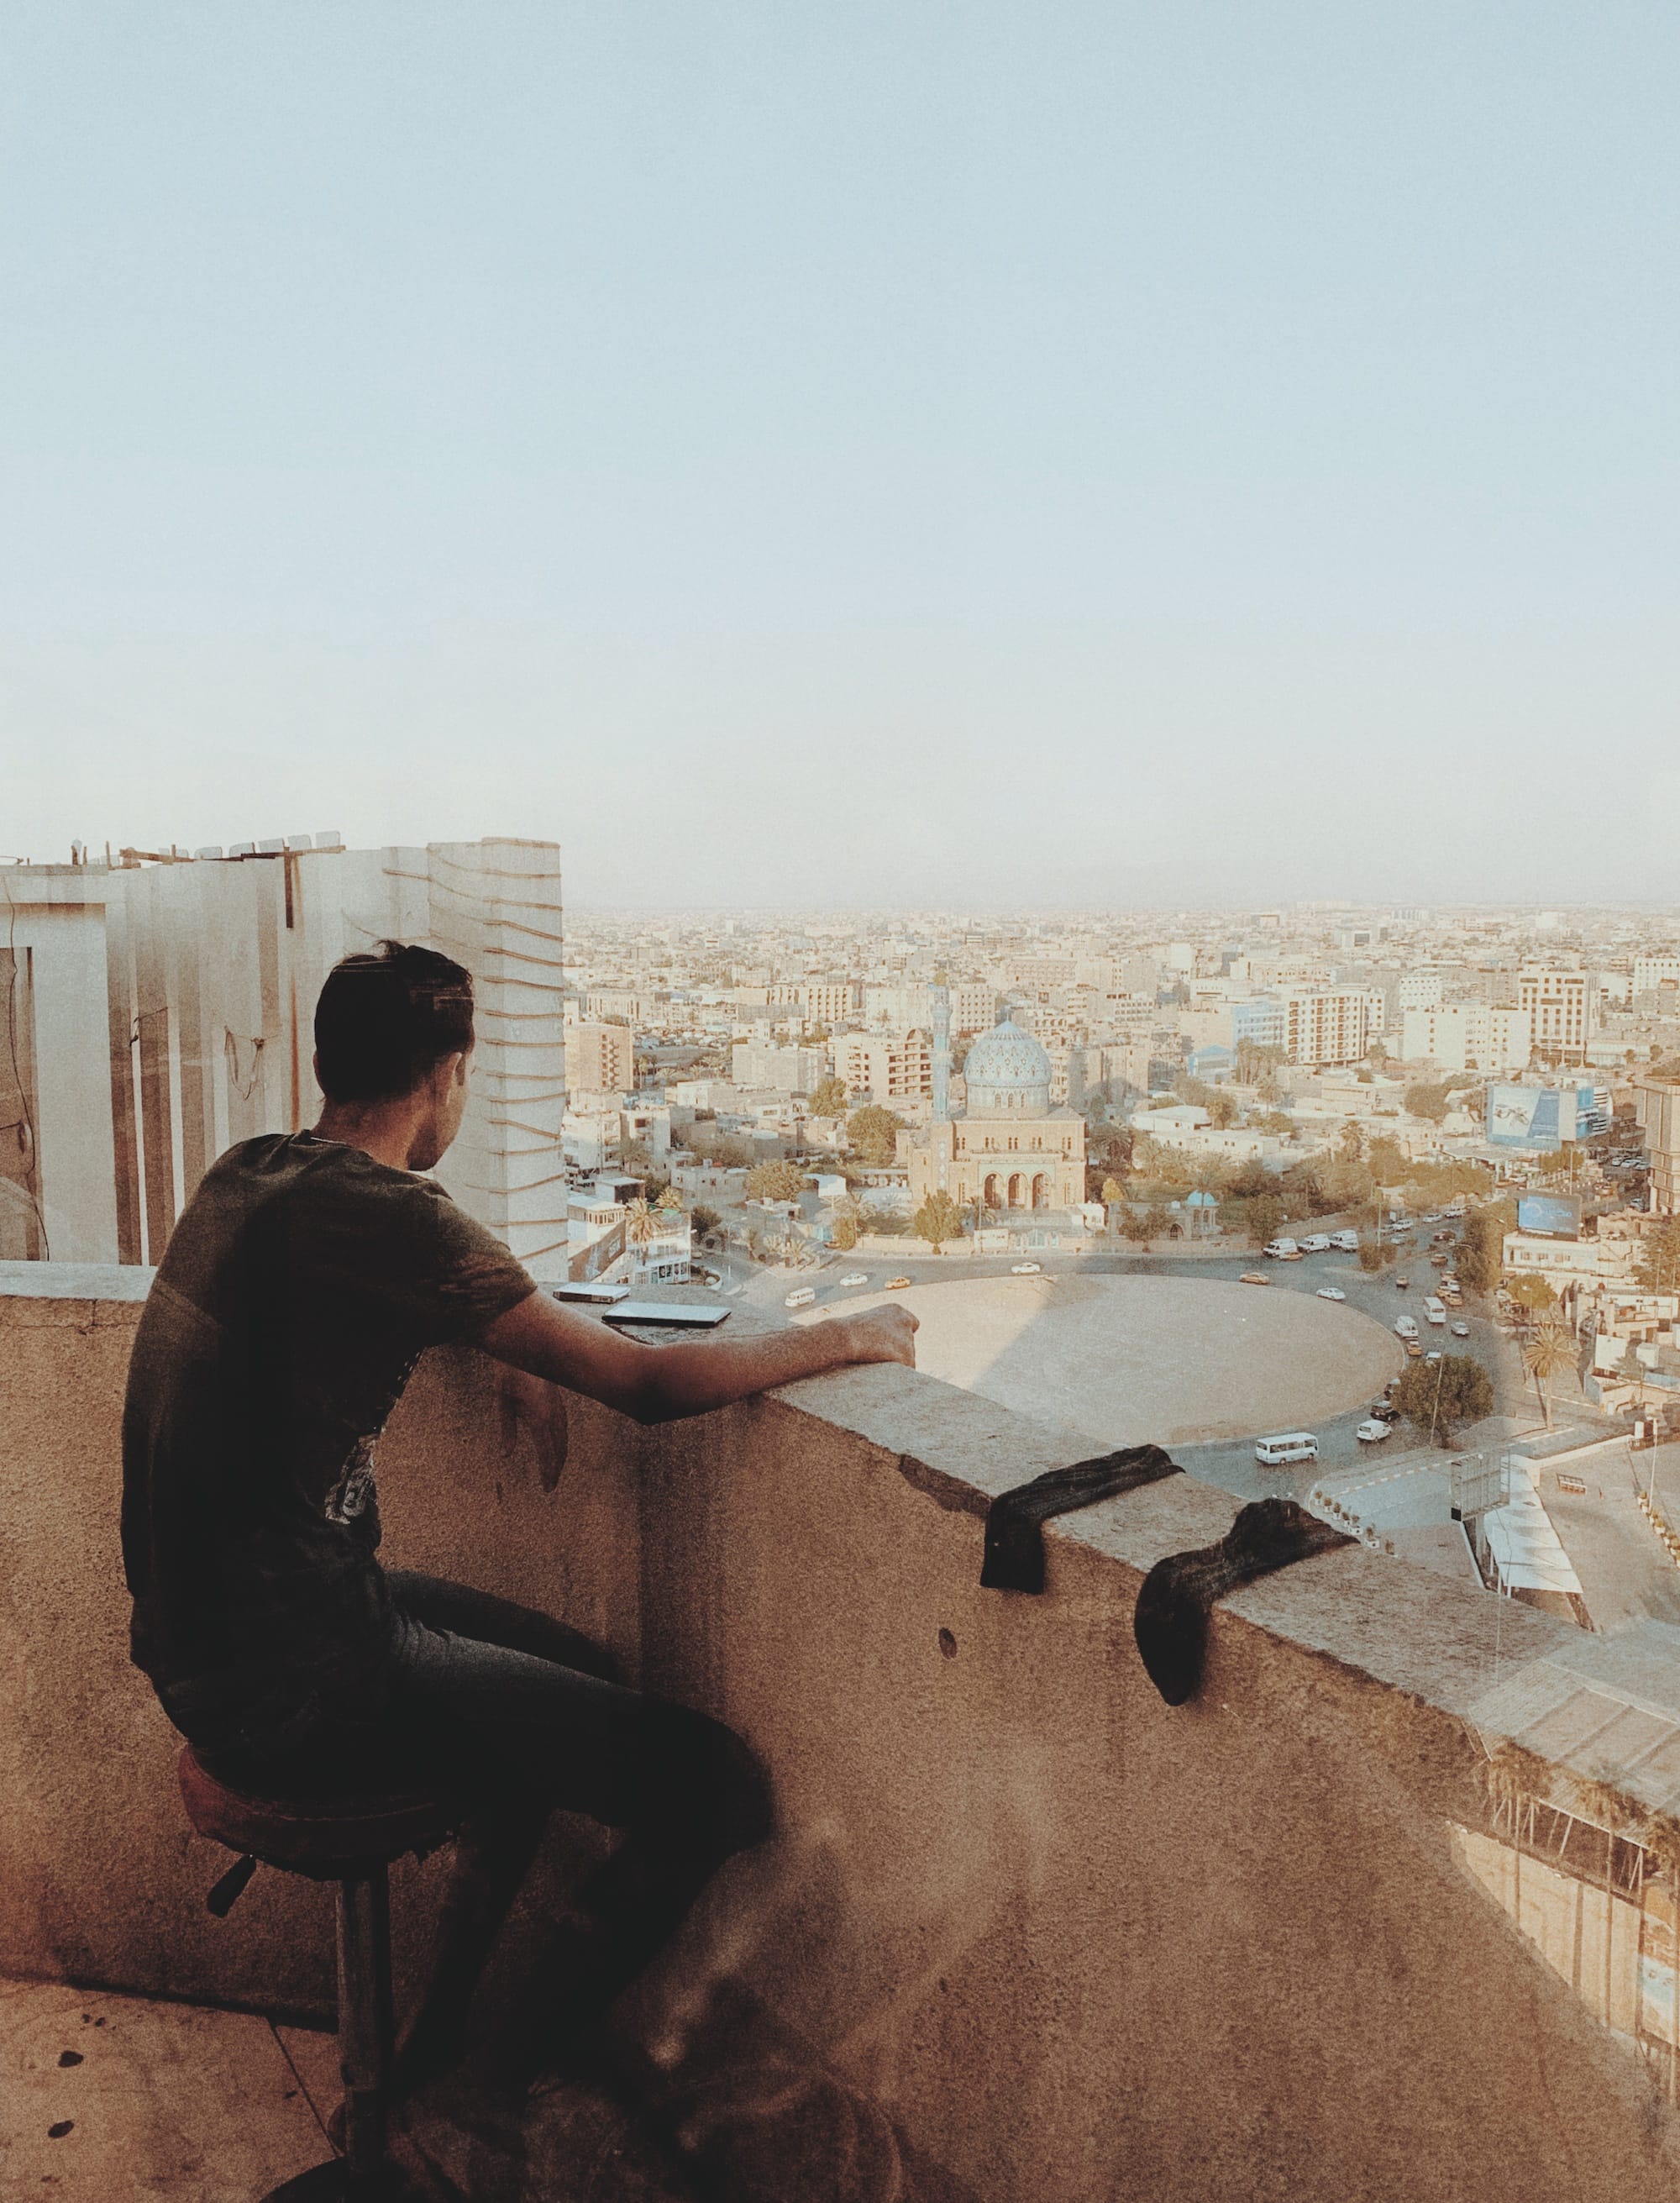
top-left (564, 1020), bottom-right (636, 1097)
top-left (1640, 1080), bottom-right (1680, 1217)
top-left (1520, 966), bottom-right (1596, 1061)
top-left (1399, 1002), bottom-right (1533, 1075)
top-left (800, 980), bottom-right (863, 1026)
top-left (730, 1039), bottom-right (827, 1094)
top-left (1282, 988), bottom-right (1380, 1069)
top-left (834, 1029), bottom-right (934, 1104)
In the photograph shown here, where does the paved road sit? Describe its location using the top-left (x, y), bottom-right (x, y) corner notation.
top-left (717, 1224), bottom-right (1627, 1502)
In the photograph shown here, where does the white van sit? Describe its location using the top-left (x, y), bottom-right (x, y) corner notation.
top-left (1255, 1433), bottom-right (1319, 1466)
top-left (784, 1286), bottom-right (817, 1311)
top-left (1331, 1230), bottom-right (1360, 1253)
top-left (1299, 1234), bottom-right (1331, 1254)
top-left (1424, 1296), bottom-right (1446, 1326)
top-left (1263, 1238), bottom-right (1300, 1259)
top-left (1394, 1316), bottom-right (1420, 1341)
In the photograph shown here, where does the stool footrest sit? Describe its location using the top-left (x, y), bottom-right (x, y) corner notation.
top-left (205, 1852), bottom-right (260, 1916)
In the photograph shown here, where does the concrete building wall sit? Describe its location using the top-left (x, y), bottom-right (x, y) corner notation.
top-left (8, 1268), bottom-right (1680, 2198)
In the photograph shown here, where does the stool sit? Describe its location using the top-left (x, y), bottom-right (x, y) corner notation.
top-left (177, 1744), bottom-right (462, 2201)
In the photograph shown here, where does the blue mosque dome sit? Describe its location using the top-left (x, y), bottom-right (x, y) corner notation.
top-left (962, 1017), bottom-right (1053, 1117)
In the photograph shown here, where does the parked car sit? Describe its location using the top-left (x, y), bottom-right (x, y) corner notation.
top-left (885, 1276), bottom-right (911, 1291)
top-left (1425, 1350), bottom-right (1442, 1364)
top-left (1394, 1275), bottom-right (1410, 1289)
top-left (1394, 1316), bottom-right (1420, 1339)
top-left (1263, 1238), bottom-right (1300, 1259)
top-left (1238, 1271), bottom-right (1271, 1286)
top-left (1331, 1230), bottom-right (1360, 1252)
top-left (1431, 1229), bottom-right (1455, 1244)
top-left (1315, 1286), bottom-right (1347, 1301)
top-left (1254, 1432), bottom-right (1319, 1466)
top-left (839, 1272), bottom-right (869, 1288)
top-left (1299, 1234), bottom-right (1331, 1254)
top-left (1011, 1261), bottom-right (1042, 1275)
top-left (1451, 1321), bottom-right (1471, 1338)
top-left (1355, 1419), bottom-right (1393, 1444)
top-left (1404, 1339), bottom-right (1425, 1358)
top-left (1368, 1401), bottom-right (1401, 1422)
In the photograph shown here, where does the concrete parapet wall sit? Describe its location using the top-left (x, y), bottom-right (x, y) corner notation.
top-left (4, 1264), bottom-right (1680, 2197)
top-left (0, 1270), bottom-right (639, 2022)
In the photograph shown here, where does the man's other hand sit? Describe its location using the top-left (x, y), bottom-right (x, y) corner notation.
top-left (496, 1363), bottom-right (570, 1491)
top-left (844, 1305), bottom-right (919, 1370)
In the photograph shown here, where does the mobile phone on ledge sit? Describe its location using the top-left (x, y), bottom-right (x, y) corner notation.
top-left (602, 1302), bottom-right (731, 1328)
top-left (551, 1283), bottom-right (630, 1304)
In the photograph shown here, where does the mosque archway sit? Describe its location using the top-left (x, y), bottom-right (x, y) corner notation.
top-left (983, 1173), bottom-right (1000, 1208)
top-left (1031, 1174), bottom-right (1047, 1209)
top-left (1007, 1173), bottom-right (1024, 1207)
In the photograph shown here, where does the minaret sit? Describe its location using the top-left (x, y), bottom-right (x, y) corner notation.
top-left (932, 986), bottom-right (952, 1122)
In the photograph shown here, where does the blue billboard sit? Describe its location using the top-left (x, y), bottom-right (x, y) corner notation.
top-left (1487, 1086), bottom-right (1562, 1151)
top-left (1517, 1193), bottom-right (1582, 1240)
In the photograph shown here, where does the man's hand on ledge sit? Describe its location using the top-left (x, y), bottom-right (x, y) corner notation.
top-left (837, 1303), bottom-right (919, 1371)
top-left (476, 1291), bottom-right (919, 1427)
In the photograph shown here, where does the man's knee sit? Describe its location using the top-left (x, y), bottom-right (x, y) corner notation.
top-left (639, 1704), bottom-right (774, 1859)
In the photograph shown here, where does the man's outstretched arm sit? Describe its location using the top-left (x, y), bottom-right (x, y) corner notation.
top-left (476, 1290), bottom-right (918, 1428)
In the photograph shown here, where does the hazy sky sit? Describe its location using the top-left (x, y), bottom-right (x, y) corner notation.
top-left (3, 3), bottom-right (1677, 907)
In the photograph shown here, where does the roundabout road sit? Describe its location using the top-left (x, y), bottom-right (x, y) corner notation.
top-left (751, 1226), bottom-right (1533, 1503)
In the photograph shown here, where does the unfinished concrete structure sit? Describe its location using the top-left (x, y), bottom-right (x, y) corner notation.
top-left (0, 838), bottom-right (567, 1272)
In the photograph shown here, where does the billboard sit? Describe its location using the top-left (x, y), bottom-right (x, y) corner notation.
top-left (1517, 1193), bottom-right (1583, 1240)
top-left (1486, 1084), bottom-right (1610, 1150)
top-left (1487, 1086), bottom-right (1562, 1151)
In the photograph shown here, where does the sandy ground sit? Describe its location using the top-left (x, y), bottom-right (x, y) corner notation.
top-left (808, 1272), bottom-right (1403, 1450)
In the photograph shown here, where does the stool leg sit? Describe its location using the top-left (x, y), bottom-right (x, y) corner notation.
top-left (336, 1866), bottom-right (393, 2185)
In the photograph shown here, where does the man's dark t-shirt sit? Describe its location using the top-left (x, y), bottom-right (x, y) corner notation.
top-left (121, 1131), bottom-right (535, 1759)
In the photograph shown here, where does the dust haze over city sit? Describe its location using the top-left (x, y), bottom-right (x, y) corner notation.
top-left (6, 8), bottom-right (1680, 2202)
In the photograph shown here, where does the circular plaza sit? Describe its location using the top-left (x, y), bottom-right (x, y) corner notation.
top-left (809, 1272), bottom-right (1403, 1452)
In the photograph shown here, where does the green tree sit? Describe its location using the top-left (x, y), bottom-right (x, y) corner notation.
top-left (1507, 1272), bottom-right (1559, 1317)
top-left (745, 1159), bottom-right (808, 1203)
top-left (1404, 1081), bottom-right (1452, 1123)
top-left (1521, 1320), bottom-right (1574, 1427)
top-left (1393, 1354), bottom-right (1494, 1447)
top-left (858, 1202), bottom-right (911, 1237)
top-left (1636, 1218), bottom-right (1680, 1297)
top-left (1207, 1091), bottom-right (1238, 1128)
top-left (1455, 1199), bottom-right (1516, 1295)
top-left (808, 1075), bottom-right (848, 1118)
top-left (1246, 1194), bottom-right (1285, 1248)
top-left (1338, 1122), bottom-right (1366, 1163)
top-left (656, 1184), bottom-right (685, 1212)
top-left (1142, 1201), bottom-right (1173, 1245)
top-left (829, 1196), bottom-right (863, 1251)
top-left (913, 1189), bottom-right (966, 1251)
top-left (1367, 1134), bottom-right (1410, 1186)
top-left (1100, 1175), bottom-right (1126, 1204)
top-left (1357, 1238), bottom-right (1393, 1273)
top-left (847, 1104), bottom-right (906, 1167)
top-left (1120, 1207), bottom-right (1153, 1244)
top-left (690, 1203), bottom-right (722, 1240)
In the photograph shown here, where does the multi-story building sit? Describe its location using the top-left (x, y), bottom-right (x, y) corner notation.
top-left (1640, 1080), bottom-right (1680, 1217)
top-left (1398, 970), bottom-right (1445, 1013)
top-left (1281, 987), bottom-right (1378, 1068)
top-left (834, 1029), bottom-right (933, 1104)
top-left (564, 1020), bottom-right (635, 1096)
top-left (1633, 954), bottom-right (1680, 999)
top-left (801, 981), bottom-right (863, 1027)
top-left (1520, 966), bottom-right (1596, 1061)
top-left (1399, 1002), bottom-right (1532, 1075)
top-left (730, 1039), bottom-right (827, 1094)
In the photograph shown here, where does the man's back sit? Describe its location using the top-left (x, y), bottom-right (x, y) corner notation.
top-left (121, 1129), bottom-right (533, 1753)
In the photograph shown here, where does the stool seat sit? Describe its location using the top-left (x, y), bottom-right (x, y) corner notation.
top-left (177, 1745), bottom-right (460, 1880)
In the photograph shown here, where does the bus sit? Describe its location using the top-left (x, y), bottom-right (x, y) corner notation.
top-left (1424, 1296), bottom-right (1446, 1326)
top-left (784, 1286), bottom-right (817, 1311)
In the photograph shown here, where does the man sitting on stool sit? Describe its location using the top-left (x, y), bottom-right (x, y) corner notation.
top-left (121, 939), bottom-right (917, 2103)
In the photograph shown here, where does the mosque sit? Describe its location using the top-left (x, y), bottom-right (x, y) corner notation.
top-left (906, 998), bottom-right (1087, 1219)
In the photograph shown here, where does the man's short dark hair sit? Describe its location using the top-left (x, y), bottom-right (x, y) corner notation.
top-left (314, 941), bottom-right (475, 1102)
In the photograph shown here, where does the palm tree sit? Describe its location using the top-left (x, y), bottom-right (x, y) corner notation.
top-left (1521, 1321), bottom-right (1574, 1429)
top-left (623, 1197), bottom-right (661, 1275)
